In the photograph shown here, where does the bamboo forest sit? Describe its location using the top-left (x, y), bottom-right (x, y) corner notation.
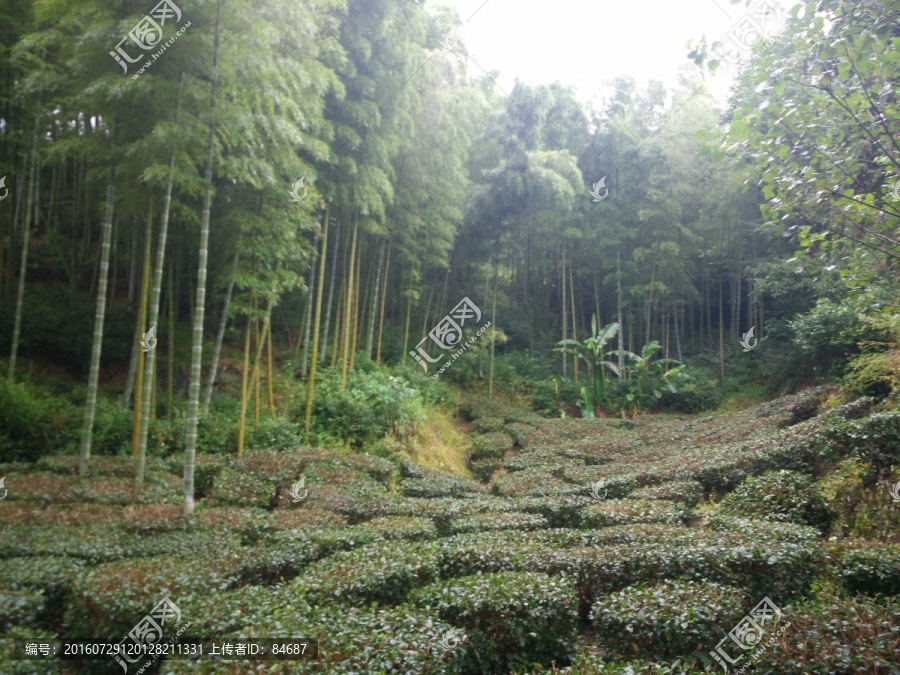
top-left (1, 0), bottom-right (899, 672)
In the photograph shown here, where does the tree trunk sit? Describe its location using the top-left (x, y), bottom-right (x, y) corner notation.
top-left (136, 73), bottom-right (182, 477)
top-left (320, 219), bottom-right (339, 364)
top-left (349, 237), bottom-right (362, 371)
top-left (131, 202), bottom-right (153, 461)
top-left (376, 235), bottom-right (391, 367)
top-left (304, 217), bottom-right (329, 434)
top-left (479, 256), bottom-right (490, 379)
top-left (617, 247), bottom-right (624, 372)
top-left (167, 261), bottom-right (174, 420)
top-left (561, 246), bottom-right (567, 377)
top-left (366, 239), bottom-right (384, 360)
top-left (184, 0), bottom-right (221, 514)
top-left (341, 215), bottom-right (358, 389)
top-left (402, 268), bottom-right (413, 367)
top-left (203, 250), bottom-right (238, 414)
top-left (8, 113), bottom-right (39, 381)
top-left (267, 317), bottom-right (275, 414)
top-left (569, 254), bottom-right (577, 382)
top-left (719, 280), bottom-right (725, 382)
top-left (237, 314), bottom-right (252, 455)
top-left (79, 99), bottom-right (120, 476)
top-left (488, 257), bottom-right (499, 398)
top-left (299, 250), bottom-right (316, 375)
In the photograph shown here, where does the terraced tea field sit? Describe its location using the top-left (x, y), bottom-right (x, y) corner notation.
top-left (1, 390), bottom-right (899, 674)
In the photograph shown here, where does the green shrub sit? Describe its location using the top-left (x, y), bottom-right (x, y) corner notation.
top-left (6, 473), bottom-right (182, 507)
top-left (821, 412), bottom-right (900, 478)
top-left (242, 416), bottom-right (303, 452)
top-left (0, 523), bottom-right (242, 563)
top-left (582, 499), bottom-right (688, 528)
top-left (839, 545), bottom-right (900, 597)
top-left (747, 593), bottom-right (900, 674)
top-left (705, 516), bottom-right (823, 545)
top-left (35, 455), bottom-right (161, 477)
top-left (296, 540), bottom-right (440, 606)
top-left (790, 297), bottom-right (883, 375)
top-left (591, 580), bottom-right (748, 659)
top-left (0, 590), bottom-right (46, 632)
top-left (715, 470), bottom-right (833, 533)
top-left (152, 409), bottom-right (237, 456)
top-left (446, 511), bottom-right (548, 534)
top-left (468, 458), bottom-right (501, 481)
top-left (167, 454), bottom-right (224, 498)
top-left (469, 431), bottom-right (514, 460)
top-left (164, 601), bottom-right (466, 674)
top-left (472, 417), bottom-right (505, 434)
top-left (309, 368), bottom-right (428, 446)
top-left (0, 626), bottom-right (60, 674)
top-left (207, 466), bottom-right (276, 509)
top-left (410, 571), bottom-right (578, 674)
top-left (0, 379), bottom-right (78, 461)
top-left (509, 496), bottom-right (590, 528)
top-left (630, 480), bottom-right (704, 507)
top-left (400, 476), bottom-right (464, 498)
top-left (658, 379), bottom-right (721, 413)
top-left (490, 468), bottom-right (578, 498)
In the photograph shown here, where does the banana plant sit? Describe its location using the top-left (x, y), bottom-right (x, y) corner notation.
top-left (556, 316), bottom-right (621, 415)
top-left (610, 340), bottom-right (685, 415)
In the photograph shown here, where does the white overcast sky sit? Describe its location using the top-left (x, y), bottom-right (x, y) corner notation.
top-left (427, 0), bottom-right (788, 106)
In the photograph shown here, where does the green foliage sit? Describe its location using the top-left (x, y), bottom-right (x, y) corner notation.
top-left (207, 467), bottom-right (276, 509)
top-left (0, 379), bottom-right (78, 461)
top-left (446, 511), bottom-right (548, 535)
top-left (0, 590), bottom-right (46, 633)
top-left (610, 341), bottom-right (686, 415)
top-left (296, 540), bottom-right (441, 607)
top-left (582, 499), bottom-right (688, 528)
top-left (790, 298), bottom-right (883, 375)
top-left (844, 312), bottom-right (900, 399)
top-left (308, 367), bottom-right (429, 447)
top-left (715, 470), bottom-right (833, 533)
top-left (657, 378), bottom-right (721, 414)
top-left (0, 288), bottom-right (133, 376)
top-left (746, 593), bottom-right (900, 674)
top-left (591, 580), bottom-right (747, 659)
top-left (410, 571), bottom-right (578, 674)
top-left (839, 545), bottom-right (900, 597)
top-left (556, 320), bottom-right (622, 414)
top-left (532, 377), bottom-right (582, 416)
top-left (630, 481), bottom-right (705, 507)
top-left (469, 431), bottom-right (514, 460)
top-left (820, 411), bottom-right (900, 479)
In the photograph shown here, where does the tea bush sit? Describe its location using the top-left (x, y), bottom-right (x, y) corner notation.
top-left (295, 540), bottom-right (440, 606)
top-left (469, 457), bottom-right (501, 481)
top-left (0, 590), bottom-right (46, 632)
top-left (630, 480), bottom-right (705, 506)
top-left (309, 368), bottom-right (429, 446)
top-left (591, 580), bottom-right (748, 659)
top-left (714, 470), bottom-right (833, 533)
top-left (207, 466), bottom-right (276, 508)
top-left (582, 499), bottom-right (688, 528)
top-left (821, 411), bottom-right (900, 478)
top-left (509, 496), bottom-right (590, 528)
top-left (0, 379), bottom-right (78, 461)
top-left (658, 378), bottom-right (722, 413)
top-left (410, 571), bottom-right (578, 674)
top-left (839, 545), bottom-right (900, 597)
top-left (469, 431), bottom-right (514, 460)
top-left (748, 593), bottom-right (900, 674)
top-left (445, 511), bottom-right (548, 534)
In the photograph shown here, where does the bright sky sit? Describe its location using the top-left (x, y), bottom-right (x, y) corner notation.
top-left (427, 0), bottom-right (788, 107)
